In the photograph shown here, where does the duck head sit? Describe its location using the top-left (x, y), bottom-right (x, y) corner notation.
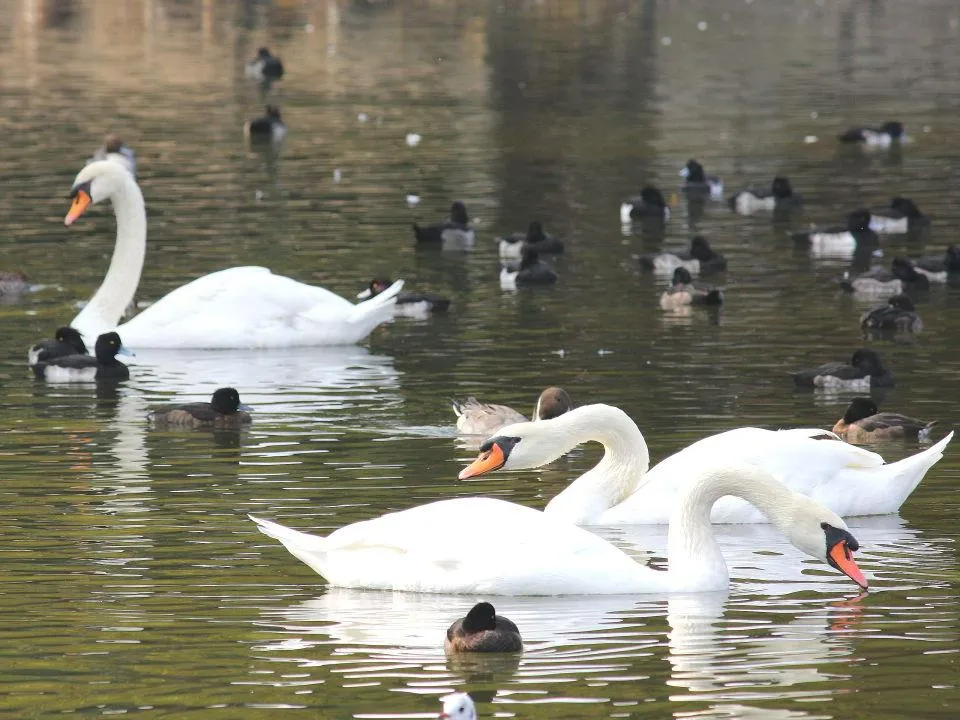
top-left (94, 332), bottom-right (133, 362)
top-left (881, 121), bottom-right (904, 139)
top-left (672, 267), bottom-right (694, 286)
top-left (533, 386), bottom-right (573, 421)
top-left (890, 197), bottom-right (921, 218)
top-left (850, 348), bottom-right (886, 375)
top-left (680, 159), bottom-right (707, 183)
top-left (211, 387), bottom-right (251, 415)
top-left (640, 186), bottom-right (666, 208)
top-left (449, 201), bottom-right (469, 225)
top-left (771, 176), bottom-right (794, 198)
top-left (842, 397), bottom-right (879, 424)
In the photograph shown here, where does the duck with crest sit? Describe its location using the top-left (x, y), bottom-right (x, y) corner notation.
top-left (728, 176), bottom-right (801, 215)
top-left (28, 326), bottom-right (88, 367)
top-left (250, 447), bottom-right (869, 593)
top-left (245, 47), bottom-right (284, 83)
top-left (496, 221), bottom-right (564, 259)
top-left (32, 331), bottom-right (132, 382)
top-left (452, 386), bottom-right (573, 437)
top-left (869, 197), bottom-right (929, 234)
top-left (59, 161), bottom-right (402, 348)
top-left (860, 294), bottom-right (922, 333)
top-left (150, 388), bottom-right (253, 429)
top-left (500, 247), bottom-right (558, 288)
top-left (412, 201), bottom-right (475, 251)
top-left (457, 404), bottom-right (951, 525)
top-left (833, 398), bottom-right (937, 444)
top-left (445, 602), bottom-right (522, 653)
top-left (791, 348), bottom-right (895, 390)
top-left (620, 186), bottom-right (669, 224)
top-left (840, 256), bottom-right (930, 296)
top-left (679, 159), bottom-right (724, 200)
top-left (357, 277), bottom-right (450, 316)
top-left (244, 105), bottom-right (287, 145)
top-left (636, 236), bottom-right (727, 275)
top-left (838, 121), bottom-right (905, 147)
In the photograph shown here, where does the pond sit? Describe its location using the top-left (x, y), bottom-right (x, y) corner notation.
top-left (1, 1), bottom-right (959, 718)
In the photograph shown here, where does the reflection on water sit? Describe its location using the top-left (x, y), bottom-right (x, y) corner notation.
top-left (2, 0), bottom-right (960, 717)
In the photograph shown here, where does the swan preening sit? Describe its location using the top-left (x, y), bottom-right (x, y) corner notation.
top-left (63, 161), bottom-right (402, 348)
top-left (459, 404), bottom-right (952, 525)
top-left (249, 455), bottom-right (867, 595)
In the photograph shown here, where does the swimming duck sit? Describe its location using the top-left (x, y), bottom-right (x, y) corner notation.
top-left (906, 245), bottom-right (960, 283)
top-left (357, 277), bottom-right (450, 317)
top-left (861, 294), bottom-right (923, 333)
top-left (659, 267), bottom-right (723, 309)
top-left (500, 247), bottom-right (558, 288)
top-left (620, 186), bottom-right (669, 223)
top-left (679, 159), bottom-right (724, 200)
top-left (412, 201), bottom-right (475, 250)
top-left (0, 271), bottom-right (29, 296)
top-left (496, 221), bottom-right (564, 259)
top-left (636, 236), bottom-right (727, 275)
top-left (869, 198), bottom-right (929, 234)
top-left (838, 121), bottom-right (905, 147)
top-left (791, 348), bottom-right (894, 390)
top-left (244, 105), bottom-right (287, 144)
top-left (32, 331), bottom-right (131, 382)
top-left (727, 176), bottom-right (802, 215)
top-left (27, 326), bottom-right (88, 367)
top-left (452, 386), bottom-right (572, 437)
top-left (245, 47), bottom-right (284, 82)
top-left (439, 693), bottom-right (476, 720)
top-left (90, 134), bottom-right (137, 177)
top-left (150, 387), bottom-right (252, 428)
top-left (833, 397), bottom-right (937, 444)
top-left (840, 256), bottom-right (930, 296)
top-left (444, 602), bottom-right (522, 653)
top-left (793, 209), bottom-right (878, 257)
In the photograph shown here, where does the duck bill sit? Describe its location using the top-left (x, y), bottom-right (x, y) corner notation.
top-left (458, 443), bottom-right (505, 480)
top-left (829, 541), bottom-right (868, 590)
top-left (65, 190), bottom-right (92, 226)
top-left (116, 345), bottom-right (135, 357)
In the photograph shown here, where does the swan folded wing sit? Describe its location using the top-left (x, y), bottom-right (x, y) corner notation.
top-left (276, 498), bottom-right (652, 595)
top-left (118, 267), bottom-right (382, 348)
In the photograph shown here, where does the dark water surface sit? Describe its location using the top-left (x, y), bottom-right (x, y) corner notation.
top-left (1, 1), bottom-right (959, 718)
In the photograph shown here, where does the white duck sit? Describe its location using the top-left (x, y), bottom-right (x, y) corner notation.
top-left (249, 459), bottom-right (867, 595)
top-left (63, 161), bottom-right (402, 348)
top-left (457, 405), bottom-right (953, 525)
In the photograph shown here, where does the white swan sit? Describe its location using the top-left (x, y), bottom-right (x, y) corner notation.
top-left (458, 404), bottom-right (953, 525)
top-left (249, 459), bottom-right (867, 595)
top-left (63, 161), bottom-right (402, 348)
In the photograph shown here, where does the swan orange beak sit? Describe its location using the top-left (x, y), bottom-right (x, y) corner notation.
top-left (829, 540), bottom-right (868, 590)
top-left (65, 190), bottom-right (92, 226)
top-left (458, 443), bottom-right (506, 480)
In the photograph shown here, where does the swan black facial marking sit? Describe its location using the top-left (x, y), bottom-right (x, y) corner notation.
top-left (478, 436), bottom-right (521, 460)
top-left (822, 522), bottom-right (860, 555)
top-left (70, 180), bottom-right (92, 199)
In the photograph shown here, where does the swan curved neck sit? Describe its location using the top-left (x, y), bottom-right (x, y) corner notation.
top-left (667, 466), bottom-right (798, 591)
top-left (541, 405), bottom-right (650, 524)
top-left (71, 178), bottom-right (146, 340)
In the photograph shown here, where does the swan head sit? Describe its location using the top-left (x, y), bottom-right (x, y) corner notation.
top-left (439, 692), bottom-right (476, 720)
top-left (783, 497), bottom-right (867, 590)
top-left (65, 161), bottom-right (133, 226)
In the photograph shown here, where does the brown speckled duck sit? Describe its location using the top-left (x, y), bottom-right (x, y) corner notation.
top-left (444, 602), bottom-right (522, 653)
top-left (150, 387), bottom-right (252, 429)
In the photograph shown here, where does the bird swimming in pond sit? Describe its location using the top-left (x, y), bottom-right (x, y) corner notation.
top-left (438, 693), bottom-right (476, 720)
top-left (838, 121), bottom-right (905, 147)
top-left (452, 386), bottom-right (573, 437)
top-left (791, 348), bottom-right (894, 390)
top-left (860, 294), bottom-right (922, 333)
top-left (636, 235), bottom-right (727, 275)
top-left (32, 332), bottom-right (132, 382)
top-left (659, 267), bottom-right (723, 309)
top-left (496, 221), bottom-right (564, 259)
top-left (149, 388), bottom-right (253, 429)
top-left (832, 397), bottom-right (937, 444)
top-left (500, 247), bottom-right (558, 288)
top-left (620, 186), bottom-right (669, 223)
top-left (412, 201), bottom-right (475, 250)
top-left (357, 277), bottom-right (450, 317)
top-left (727, 176), bottom-right (802, 215)
top-left (27, 326), bottom-right (88, 367)
top-left (0, 271), bottom-right (29, 297)
top-left (444, 602), bottom-right (522, 653)
top-left (245, 47), bottom-right (284, 82)
top-left (679, 159), bottom-right (724, 200)
top-left (244, 105), bottom-right (287, 145)
top-left (90, 133), bottom-right (137, 177)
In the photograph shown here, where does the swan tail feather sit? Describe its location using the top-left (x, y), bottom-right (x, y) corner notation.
top-left (249, 514), bottom-right (329, 576)
top-left (851, 430), bottom-right (953, 514)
